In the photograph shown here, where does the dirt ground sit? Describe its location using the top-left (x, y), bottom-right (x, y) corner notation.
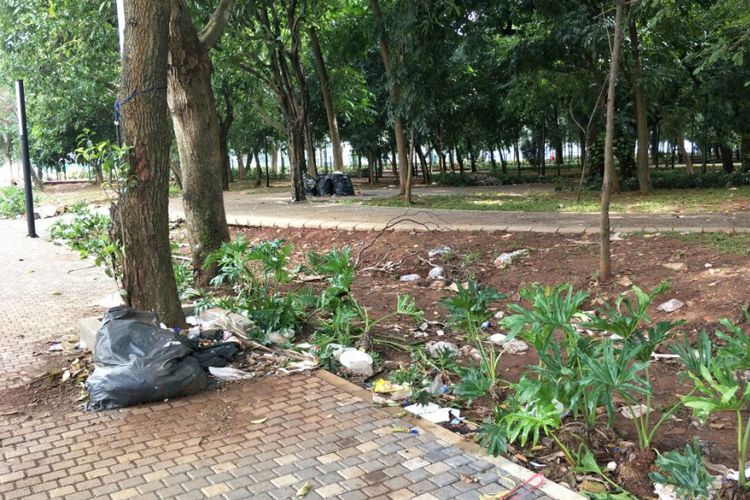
top-left (230, 226), bottom-right (750, 492)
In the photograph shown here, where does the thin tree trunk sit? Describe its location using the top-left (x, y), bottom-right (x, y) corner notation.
top-left (167, 0), bottom-right (230, 284)
top-left (114, 0), bottom-right (184, 326)
top-left (218, 90), bottom-right (234, 191)
top-left (370, 0), bottom-right (409, 198)
top-left (468, 141), bottom-right (477, 172)
top-left (720, 144), bottom-right (734, 173)
top-left (629, 17), bottom-right (650, 194)
top-left (254, 151), bottom-right (262, 187)
top-left (456, 148), bottom-right (465, 173)
top-left (600, 0), bottom-right (625, 283)
top-left (237, 153), bottom-right (245, 180)
top-left (309, 25), bottom-right (344, 172)
top-left (489, 149), bottom-right (497, 173)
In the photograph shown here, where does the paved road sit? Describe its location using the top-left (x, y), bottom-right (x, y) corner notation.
top-left (169, 186), bottom-right (749, 234)
top-left (0, 218), bottom-right (577, 499)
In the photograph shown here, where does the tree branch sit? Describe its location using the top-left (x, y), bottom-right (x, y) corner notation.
top-left (199, 0), bottom-right (236, 50)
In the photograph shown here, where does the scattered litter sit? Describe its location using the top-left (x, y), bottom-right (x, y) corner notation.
top-left (651, 353), bottom-right (680, 360)
top-left (426, 341), bottom-right (459, 358)
top-left (266, 328), bottom-right (295, 346)
top-left (399, 274), bottom-right (421, 282)
top-left (339, 349), bottom-right (373, 376)
top-left (250, 417), bottom-right (267, 424)
top-left (481, 320), bottom-right (492, 329)
top-left (661, 262), bottom-right (687, 272)
top-left (657, 299), bottom-right (684, 313)
top-left (428, 374), bottom-right (449, 396)
top-left (653, 483), bottom-right (677, 500)
top-left (428, 246), bottom-right (453, 258)
top-left (579, 480), bottom-right (607, 494)
top-left (199, 308), bottom-right (256, 340)
top-left (617, 276), bottom-right (633, 287)
top-left (493, 249), bottom-right (529, 269)
top-left (372, 379), bottom-right (412, 404)
top-left (489, 334), bottom-right (528, 354)
top-left (610, 232), bottom-right (624, 241)
top-left (404, 402), bottom-right (461, 424)
top-left (47, 343), bottom-right (63, 353)
top-left (460, 345), bottom-right (481, 360)
top-left (493, 311), bottom-right (504, 320)
top-left (705, 263), bottom-right (713, 269)
top-left (208, 366), bottom-right (255, 381)
top-left (428, 266), bottom-right (445, 280)
top-left (91, 292), bottom-right (125, 308)
top-left (446, 282), bottom-right (469, 292)
top-left (620, 404), bottom-right (650, 419)
top-left (436, 329), bottom-right (445, 337)
top-left (606, 461), bottom-right (617, 471)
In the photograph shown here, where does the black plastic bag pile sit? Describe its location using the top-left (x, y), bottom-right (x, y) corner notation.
top-left (303, 172), bottom-right (355, 197)
top-left (85, 306), bottom-right (238, 410)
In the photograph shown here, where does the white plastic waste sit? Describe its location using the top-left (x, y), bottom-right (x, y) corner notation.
top-left (404, 402), bottom-right (460, 424)
top-left (208, 366), bottom-right (255, 381)
top-left (339, 349), bottom-right (373, 376)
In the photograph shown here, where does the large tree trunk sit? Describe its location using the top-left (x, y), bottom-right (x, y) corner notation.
top-left (629, 17), bottom-right (651, 194)
top-left (309, 26), bottom-right (344, 172)
top-left (114, 0), bottom-right (184, 326)
top-left (370, 0), bottom-right (410, 200)
top-left (600, 0), bottom-right (625, 283)
top-left (167, 0), bottom-right (230, 284)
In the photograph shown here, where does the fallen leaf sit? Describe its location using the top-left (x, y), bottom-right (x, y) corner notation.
top-left (296, 481), bottom-right (311, 497)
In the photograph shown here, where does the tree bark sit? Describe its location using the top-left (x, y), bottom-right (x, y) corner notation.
top-left (629, 17), bottom-right (651, 194)
top-left (114, 0), bottom-right (184, 326)
top-left (254, 151), bottom-right (262, 187)
top-left (218, 89), bottom-right (234, 191)
top-left (309, 25), bottom-right (344, 172)
top-left (237, 153), bottom-right (245, 180)
top-left (720, 144), bottom-right (735, 173)
top-left (167, 0), bottom-right (230, 284)
top-left (600, 0), bottom-right (625, 283)
top-left (370, 0), bottom-right (410, 200)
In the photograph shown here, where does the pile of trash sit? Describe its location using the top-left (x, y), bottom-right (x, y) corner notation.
top-left (303, 172), bottom-right (355, 197)
top-left (85, 306), bottom-right (318, 409)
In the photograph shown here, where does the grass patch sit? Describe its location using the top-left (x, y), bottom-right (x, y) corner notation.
top-left (363, 187), bottom-right (750, 214)
top-left (658, 232), bottom-right (750, 255)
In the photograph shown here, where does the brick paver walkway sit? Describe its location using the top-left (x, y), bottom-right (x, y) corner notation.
top-left (0, 218), bottom-right (579, 499)
top-left (171, 187), bottom-right (750, 234)
top-left (0, 219), bottom-right (116, 388)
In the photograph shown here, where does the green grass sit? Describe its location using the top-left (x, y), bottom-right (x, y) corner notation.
top-left (658, 232), bottom-right (750, 255)
top-left (363, 186), bottom-right (750, 214)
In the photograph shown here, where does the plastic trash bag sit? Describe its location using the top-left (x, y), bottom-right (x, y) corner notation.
top-left (331, 173), bottom-right (355, 196)
top-left (86, 306), bottom-right (208, 409)
top-left (316, 175), bottom-right (334, 196)
top-left (303, 175), bottom-right (318, 197)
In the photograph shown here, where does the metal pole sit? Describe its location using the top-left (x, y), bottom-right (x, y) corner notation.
top-left (15, 80), bottom-right (37, 238)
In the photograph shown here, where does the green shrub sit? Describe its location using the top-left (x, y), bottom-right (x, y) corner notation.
top-left (0, 186), bottom-right (27, 218)
top-left (649, 441), bottom-right (713, 499)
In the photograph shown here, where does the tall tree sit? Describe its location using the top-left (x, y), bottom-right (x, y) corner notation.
top-left (114, 0), bottom-right (184, 326)
top-left (167, 0), bottom-right (233, 284)
top-left (370, 0), bottom-right (410, 201)
top-left (309, 24), bottom-right (344, 172)
top-left (600, 0), bottom-right (626, 283)
top-left (629, 15), bottom-right (651, 193)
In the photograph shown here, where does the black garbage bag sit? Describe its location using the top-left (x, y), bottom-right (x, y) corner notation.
top-left (303, 175), bottom-right (318, 197)
top-left (191, 342), bottom-right (238, 369)
top-left (316, 175), bottom-right (334, 196)
top-left (86, 306), bottom-right (208, 410)
top-left (331, 173), bottom-right (355, 196)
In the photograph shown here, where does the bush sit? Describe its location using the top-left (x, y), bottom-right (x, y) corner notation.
top-left (432, 172), bottom-right (555, 187)
top-left (610, 170), bottom-right (750, 192)
top-left (0, 186), bottom-right (27, 218)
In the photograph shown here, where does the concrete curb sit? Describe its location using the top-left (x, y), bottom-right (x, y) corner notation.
top-left (316, 369), bottom-right (584, 500)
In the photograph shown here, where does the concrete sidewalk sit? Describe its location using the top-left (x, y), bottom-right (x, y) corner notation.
top-left (171, 189), bottom-right (749, 234)
top-left (0, 218), bottom-right (580, 499)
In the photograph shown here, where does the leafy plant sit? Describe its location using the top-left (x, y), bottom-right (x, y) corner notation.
top-left (0, 186), bottom-right (27, 218)
top-left (442, 278), bottom-right (506, 391)
top-left (453, 366), bottom-right (493, 405)
top-left (478, 419), bottom-right (508, 457)
top-left (649, 440), bottom-right (714, 499)
top-left (676, 322), bottom-right (750, 486)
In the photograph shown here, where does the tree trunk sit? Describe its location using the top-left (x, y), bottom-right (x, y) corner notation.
top-left (600, 0), bottom-right (625, 283)
top-left (218, 90), bottom-right (234, 191)
top-left (416, 143), bottom-right (429, 184)
top-left (468, 141), bottom-right (477, 172)
top-left (672, 130), bottom-right (693, 175)
top-left (264, 149), bottom-right (270, 187)
top-left (720, 144), bottom-right (735, 173)
top-left (370, 0), bottom-right (410, 198)
top-left (271, 144), bottom-right (279, 174)
top-left (167, 0), bottom-right (230, 284)
top-left (237, 153), bottom-right (245, 180)
top-left (499, 148), bottom-right (508, 174)
top-left (456, 148), bottom-right (465, 173)
top-left (489, 149), bottom-right (497, 173)
top-left (309, 26), bottom-right (344, 172)
top-left (114, 0), bottom-right (184, 326)
top-left (741, 134), bottom-right (750, 171)
top-left (254, 151), bottom-right (262, 187)
top-left (629, 17), bottom-right (650, 194)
